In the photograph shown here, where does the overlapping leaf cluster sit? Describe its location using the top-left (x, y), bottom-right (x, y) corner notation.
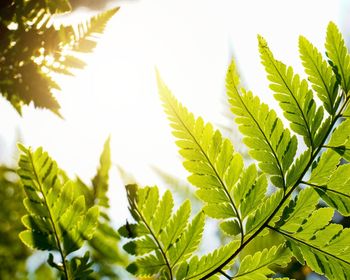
top-left (120, 22), bottom-right (350, 280)
top-left (0, 0), bottom-right (118, 114)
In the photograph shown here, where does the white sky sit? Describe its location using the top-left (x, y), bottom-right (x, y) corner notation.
top-left (0, 0), bottom-right (347, 223)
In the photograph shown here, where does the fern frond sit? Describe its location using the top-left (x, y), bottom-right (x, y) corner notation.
top-left (232, 244), bottom-right (292, 280)
top-left (299, 36), bottom-right (339, 114)
top-left (120, 185), bottom-right (205, 279)
top-left (259, 36), bottom-right (324, 148)
top-left (176, 241), bottom-right (240, 280)
top-left (226, 60), bottom-right (297, 188)
top-left (158, 75), bottom-right (245, 238)
top-left (306, 148), bottom-right (350, 215)
top-left (325, 118), bottom-right (350, 161)
top-left (63, 7), bottom-right (119, 53)
top-left (17, 145), bottom-right (99, 278)
top-left (325, 22), bottom-right (350, 94)
top-left (270, 188), bottom-right (350, 280)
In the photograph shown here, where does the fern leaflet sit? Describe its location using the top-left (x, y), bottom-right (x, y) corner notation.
top-left (176, 241), bottom-right (240, 280)
top-left (232, 244), bottom-right (292, 280)
top-left (299, 35), bottom-right (339, 114)
top-left (227, 60), bottom-right (297, 188)
top-left (259, 36), bottom-right (325, 148)
top-left (119, 185), bottom-right (205, 279)
top-left (325, 22), bottom-right (350, 94)
top-left (17, 145), bottom-right (99, 279)
top-left (270, 189), bottom-right (350, 280)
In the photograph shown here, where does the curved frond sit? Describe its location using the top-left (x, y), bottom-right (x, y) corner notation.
top-left (226, 60), bottom-right (297, 188)
top-left (271, 188), bottom-right (350, 280)
top-left (259, 36), bottom-right (324, 148)
top-left (61, 7), bottom-right (119, 53)
top-left (299, 36), bottom-right (339, 114)
top-left (158, 75), bottom-right (245, 237)
top-left (325, 22), bottom-right (350, 94)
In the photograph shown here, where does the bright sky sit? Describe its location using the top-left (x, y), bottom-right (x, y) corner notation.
top-left (0, 0), bottom-right (347, 224)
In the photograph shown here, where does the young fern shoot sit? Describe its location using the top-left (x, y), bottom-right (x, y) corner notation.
top-left (121, 22), bottom-right (350, 280)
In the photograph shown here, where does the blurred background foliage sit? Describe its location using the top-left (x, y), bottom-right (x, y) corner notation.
top-left (0, 165), bottom-right (29, 279)
top-left (0, 0), bottom-right (125, 278)
top-left (0, 0), bottom-right (118, 114)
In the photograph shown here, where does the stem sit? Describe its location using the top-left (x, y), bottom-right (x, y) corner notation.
top-left (200, 95), bottom-right (350, 279)
top-left (28, 151), bottom-right (70, 280)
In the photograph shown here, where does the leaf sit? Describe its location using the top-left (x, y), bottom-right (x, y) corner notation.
top-left (299, 35), bottom-right (338, 114)
top-left (121, 185), bottom-right (204, 278)
top-left (328, 119), bottom-right (350, 147)
top-left (245, 189), bottom-right (284, 236)
top-left (17, 145), bottom-right (99, 274)
top-left (285, 149), bottom-right (312, 187)
top-left (92, 136), bottom-right (111, 209)
top-left (309, 151), bottom-right (350, 216)
top-left (325, 22), bottom-right (350, 94)
top-left (158, 74), bottom-right (244, 235)
top-left (272, 206), bottom-right (350, 280)
top-left (259, 35), bottom-right (323, 148)
top-left (273, 188), bottom-right (319, 231)
top-left (226, 60), bottom-right (297, 188)
top-left (176, 241), bottom-right (240, 280)
top-left (233, 244), bottom-right (292, 280)
top-left (68, 8), bottom-right (119, 53)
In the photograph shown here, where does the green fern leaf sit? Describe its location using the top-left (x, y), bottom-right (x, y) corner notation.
top-left (325, 22), bottom-right (350, 94)
top-left (158, 75), bottom-right (245, 236)
top-left (309, 149), bottom-right (340, 185)
top-left (226, 60), bottom-right (297, 188)
top-left (306, 149), bottom-right (350, 215)
top-left (92, 136), bottom-right (111, 209)
top-left (232, 244), bottom-right (292, 280)
top-left (271, 194), bottom-right (350, 280)
top-left (285, 149), bottom-right (312, 187)
top-left (65, 7), bottom-right (119, 53)
top-left (259, 36), bottom-right (324, 148)
top-left (273, 188), bottom-right (319, 230)
top-left (271, 187), bottom-right (350, 280)
top-left (299, 36), bottom-right (339, 114)
top-left (245, 189), bottom-right (283, 236)
top-left (17, 144), bottom-right (99, 277)
top-left (121, 185), bottom-right (204, 279)
top-left (176, 241), bottom-right (240, 280)
top-left (325, 119), bottom-right (350, 161)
